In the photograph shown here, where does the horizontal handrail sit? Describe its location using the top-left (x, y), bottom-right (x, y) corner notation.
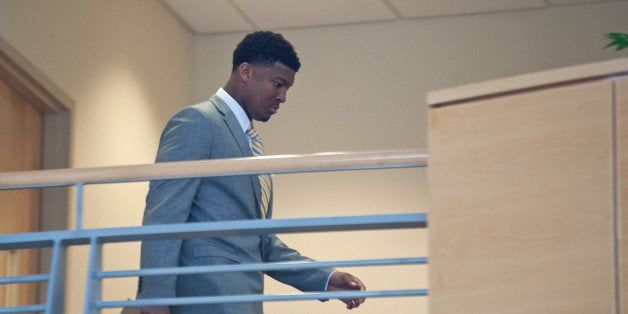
top-left (100, 289), bottom-right (428, 309)
top-left (99, 257), bottom-right (428, 279)
top-left (0, 213), bottom-right (426, 250)
top-left (0, 304), bottom-right (47, 313)
top-left (0, 273), bottom-right (50, 285)
top-left (0, 149), bottom-right (427, 189)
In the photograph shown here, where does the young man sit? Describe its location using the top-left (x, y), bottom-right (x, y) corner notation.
top-left (137, 31), bottom-right (365, 314)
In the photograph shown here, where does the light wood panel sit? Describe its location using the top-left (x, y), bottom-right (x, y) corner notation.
top-left (428, 80), bottom-right (616, 313)
top-left (618, 76), bottom-right (628, 313)
top-left (427, 58), bottom-right (628, 106)
top-left (0, 78), bottom-right (41, 307)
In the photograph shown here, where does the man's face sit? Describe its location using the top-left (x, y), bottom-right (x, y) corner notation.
top-left (242, 62), bottom-right (296, 122)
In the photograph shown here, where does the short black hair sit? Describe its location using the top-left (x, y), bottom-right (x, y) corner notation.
top-left (232, 31), bottom-right (301, 72)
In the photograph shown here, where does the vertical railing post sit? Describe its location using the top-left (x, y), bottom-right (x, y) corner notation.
top-left (75, 183), bottom-right (84, 230)
top-left (46, 240), bottom-right (67, 314)
top-left (84, 237), bottom-right (103, 314)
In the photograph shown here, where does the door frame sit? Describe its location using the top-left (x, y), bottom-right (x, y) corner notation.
top-left (0, 35), bottom-right (73, 303)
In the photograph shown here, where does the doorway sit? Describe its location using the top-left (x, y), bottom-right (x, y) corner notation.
top-left (0, 77), bottom-right (42, 307)
top-left (0, 36), bottom-right (72, 307)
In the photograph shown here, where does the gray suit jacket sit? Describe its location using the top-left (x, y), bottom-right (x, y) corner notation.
top-left (137, 95), bottom-right (333, 312)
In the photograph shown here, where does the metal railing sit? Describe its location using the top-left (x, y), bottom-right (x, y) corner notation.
top-left (0, 149), bottom-right (428, 313)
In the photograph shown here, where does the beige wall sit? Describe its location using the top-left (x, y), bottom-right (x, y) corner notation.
top-left (194, 2), bottom-right (628, 313)
top-left (1, 0), bottom-right (628, 313)
top-left (0, 0), bottom-right (194, 312)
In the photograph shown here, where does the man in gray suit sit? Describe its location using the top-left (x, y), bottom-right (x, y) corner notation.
top-left (137, 31), bottom-right (365, 314)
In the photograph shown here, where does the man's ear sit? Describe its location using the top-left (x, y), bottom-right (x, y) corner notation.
top-left (237, 62), bottom-right (252, 82)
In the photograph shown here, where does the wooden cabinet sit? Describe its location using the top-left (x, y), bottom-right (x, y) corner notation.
top-left (427, 58), bottom-right (628, 313)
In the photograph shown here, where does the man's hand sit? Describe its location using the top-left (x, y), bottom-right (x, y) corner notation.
top-left (327, 271), bottom-right (366, 309)
top-left (140, 306), bottom-right (169, 314)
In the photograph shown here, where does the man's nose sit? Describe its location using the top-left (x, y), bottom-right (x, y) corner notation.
top-left (277, 89), bottom-right (287, 103)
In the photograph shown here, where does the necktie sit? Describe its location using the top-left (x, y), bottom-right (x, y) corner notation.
top-left (246, 124), bottom-right (271, 219)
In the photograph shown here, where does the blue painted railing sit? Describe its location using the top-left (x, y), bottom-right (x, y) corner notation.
top-left (0, 150), bottom-right (428, 313)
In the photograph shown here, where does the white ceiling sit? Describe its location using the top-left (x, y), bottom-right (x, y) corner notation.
top-left (162, 0), bottom-right (620, 35)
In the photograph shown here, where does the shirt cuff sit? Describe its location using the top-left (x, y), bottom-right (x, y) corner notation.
top-left (324, 270), bottom-right (337, 291)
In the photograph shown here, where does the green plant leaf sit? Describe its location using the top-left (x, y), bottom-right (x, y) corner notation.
top-left (606, 33), bottom-right (628, 51)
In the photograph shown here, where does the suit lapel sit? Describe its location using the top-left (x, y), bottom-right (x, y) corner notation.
top-left (209, 95), bottom-right (252, 157)
top-left (209, 95), bottom-right (264, 217)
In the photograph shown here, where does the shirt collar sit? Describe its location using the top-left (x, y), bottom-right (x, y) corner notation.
top-left (216, 87), bottom-right (251, 132)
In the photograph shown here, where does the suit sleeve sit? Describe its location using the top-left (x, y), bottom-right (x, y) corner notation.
top-left (137, 107), bottom-right (212, 299)
top-left (262, 234), bottom-right (335, 293)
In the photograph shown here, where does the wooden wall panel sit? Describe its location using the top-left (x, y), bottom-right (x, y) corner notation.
top-left (428, 80), bottom-right (616, 313)
top-left (0, 78), bottom-right (41, 307)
